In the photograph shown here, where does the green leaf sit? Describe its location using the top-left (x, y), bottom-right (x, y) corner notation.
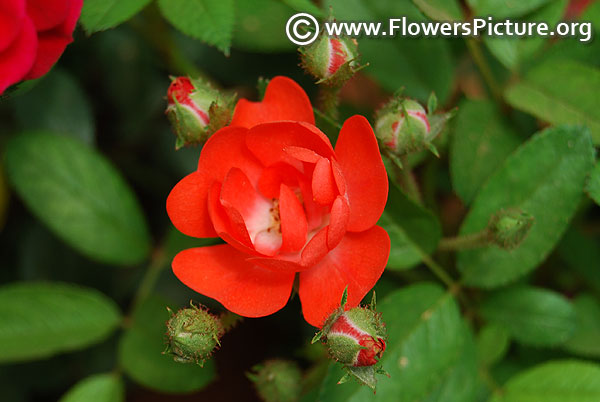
top-left (558, 228), bottom-right (600, 293)
top-left (564, 294), bottom-right (600, 358)
top-left (119, 296), bottom-right (216, 393)
top-left (232, 0), bottom-right (295, 52)
top-left (377, 211), bottom-right (422, 270)
top-left (59, 373), bottom-right (124, 402)
top-left (324, 0), bottom-right (454, 103)
top-left (490, 360), bottom-right (600, 402)
top-left (450, 100), bottom-right (521, 204)
top-left (484, 0), bottom-right (567, 70)
top-left (481, 286), bottom-right (576, 347)
top-left (5, 132), bottom-right (151, 265)
top-left (158, 0), bottom-right (234, 54)
top-left (382, 184), bottom-right (442, 270)
top-left (505, 60), bottom-right (600, 144)
top-left (282, 0), bottom-right (324, 17)
top-left (466, 0), bottom-right (552, 18)
top-left (411, 0), bottom-right (462, 21)
top-left (80, 0), bottom-right (153, 33)
top-left (12, 69), bottom-right (95, 144)
top-left (587, 161), bottom-right (600, 205)
top-left (457, 125), bottom-right (595, 288)
top-left (317, 283), bottom-right (478, 401)
top-left (0, 282), bottom-right (121, 363)
top-left (477, 324), bottom-right (510, 367)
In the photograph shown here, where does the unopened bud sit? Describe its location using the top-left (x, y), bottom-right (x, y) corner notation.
top-left (300, 35), bottom-right (360, 86)
top-left (165, 303), bottom-right (224, 366)
top-left (312, 290), bottom-right (388, 390)
top-left (326, 308), bottom-right (386, 367)
top-left (166, 76), bottom-right (234, 149)
top-left (247, 359), bottom-right (302, 402)
top-left (489, 209), bottom-right (534, 250)
top-left (375, 93), bottom-right (454, 158)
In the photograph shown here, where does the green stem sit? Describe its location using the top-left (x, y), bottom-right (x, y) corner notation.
top-left (131, 5), bottom-right (203, 77)
top-left (129, 246), bottom-right (168, 315)
top-left (465, 38), bottom-right (503, 106)
top-left (314, 108), bottom-right (342, 130)
top-left (399, 155), bottom-right (422, 204)
top-left (318, 85), bottom-right (342, 121)
top-left (419, 252), bottom-right (456, 290)
top-left (438, 230), bottom-right (493, 251)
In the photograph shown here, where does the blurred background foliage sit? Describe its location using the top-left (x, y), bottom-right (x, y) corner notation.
top-left (0, 0), bottom-right (600, 401)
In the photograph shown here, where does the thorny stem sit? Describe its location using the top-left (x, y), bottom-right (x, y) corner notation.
top-left (465, 38), bottom-right (503, 106)
top-left (129, 245), bottom-right (169, 318)
top-left (314, 108), bottom-right (342, 130)
top-left (131, 4), bottom-right (203, 77)
top-left (399, 155), bottom-right (422, 204)
top-left (318, 84), bottom-right (342, 121)
top-left (438, 229), bottom-right (493, 251)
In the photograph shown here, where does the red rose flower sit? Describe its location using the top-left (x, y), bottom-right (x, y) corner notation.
top-left (167, 77), bottom-right (390, 327)
top-left (0, 0), bottom-right (82, 94)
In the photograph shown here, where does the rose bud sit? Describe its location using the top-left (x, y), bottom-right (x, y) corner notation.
top-left (489, 209), bottom-right (534, 250)
top-left (312, 290), bottom-right (387, 390)
top-left (375, 93), bottom-right (455, 159)
top-left (300, 35), bottom-right (360, 86)
top-left (166, 76), bottom-right (234, 150)
top-left (325, 307), bottom-right (386, 367)
top-left (164, 303), bottom-right (224, 367)
top-left (247, 359), bottom-right (302, 402)
top-left (375, 98), bottom-right (431, 155)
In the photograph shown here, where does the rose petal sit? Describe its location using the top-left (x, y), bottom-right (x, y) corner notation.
top-left (284, 146), bottom-right (321, 164)
top-left (207, 181), bottom-right (254, 251)
top-left (279, 183), bottom-right (308, 253)
top-left (300, 226), bottom-right (329, 267)
top-left (312, 158), bottom-right (337, 206)
top-left (247, 257), bottom-right (305, 274)
top-left (167, 126), bottom-right (262, 238)
top-left (0, 0), bottom-right (25, 52)
top-left (24, 31), bottom-right (72, 79)
top-left (327, 196), bottom-right (349, 250)
top-left (167, 171), bottom-right (217, 238)
top-left (299, 225), bottom-right (390, 327)
top-left (24, 0), bottom-right (82, 80)
top-left (335, 115), bottom-right (388, 232)
top-left (0, 16), bottom-right (36, 94)
top-left (198, 126), bottom-right (262, 184)
top-left (173, 245), bottom-right (295, 317)
top-left (26, 0), bottom-right (70, 31)
top-left (231, 76), bottom-right (314, 128)
top-left (331, 159), bottom-right (346, 195)
top-left (246, 121), bottom-right (334, 168)
top-left (257, 163), bottom-right (302, 199)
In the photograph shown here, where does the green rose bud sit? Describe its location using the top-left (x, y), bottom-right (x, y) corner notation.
top-left (165, 303), bottom-right (224, 366)
top-left (166, 76), bottom-right (234, 150)
top-left (490, 209), bottom-right (535, 250)
top-left (300, 35), bottom-right (360, 86)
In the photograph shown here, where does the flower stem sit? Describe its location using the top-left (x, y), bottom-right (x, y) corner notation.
top-left (465, 38), bottom-right (503, 106)
top-left (318, 84), bottom-right (342, 121)
top-left (314, 108), bottom-right (342, 131)
top-left (438, 229), bottom-right (493, 251)
top-left (129, 246), bottom-right (168, 315)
